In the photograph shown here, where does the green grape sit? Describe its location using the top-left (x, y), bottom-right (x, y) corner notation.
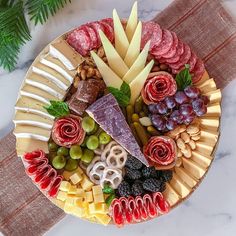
top-left (65, 159), bottom-right (78, 171)
top-left (82, 116), bottom-right (95, 133)
top-left (48, 152), bottom-right (57, 164)
top-left (81, 136), bottom-right (88, 147)
top-left (52, 155), bottom-right (66, 169)
top-left (87, 122), bottom-right (99, 135)
top-left (70, 145), bottom-right (83, 159)
top-left (99, 132), bottom-right (111, 145)
top-left (86, 135), bottom-right (99, 150)
top-left (57, 147), bottom-right (69, 156)
top-left (81, 149), bottom-right (94, 164)
top-left (48, 142), bottom-right (58, 152)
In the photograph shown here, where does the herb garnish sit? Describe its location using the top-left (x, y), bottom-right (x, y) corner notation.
top-left (44, 100), bottom-right (69, 118)
top-left (175, 64), bottom-right (192, 90)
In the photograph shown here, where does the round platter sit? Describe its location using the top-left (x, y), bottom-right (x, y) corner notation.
top-left (13, 2), bottom-right (221, 227)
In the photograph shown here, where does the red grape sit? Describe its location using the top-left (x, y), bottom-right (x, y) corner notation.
top-left (183, 114), bottom-right (196, 125)
top-left (151, 115), bottom-right (166, 131)
top-left (156, 102), bottom-right (168, 114)
top-left (179, 104), bottom-right (194, 116)
top-left (195, 106), bottom-right (207, 116)
top-left (148, 104), bottom-right (158, 114)
top-left (170, 110), bottom-right (184, 124)
top-left (166, 118), bottom-right (177, 130)
top-left (184, 86), bottom-right (200, 99)
top-left (174, 91), bottom-right (188, 104)
top-left (192, 98), bottom-right (204, 113)
top-left (164, 96), bottom-right (176, 109)
top-left (200, 95), bottom-right (210, 105)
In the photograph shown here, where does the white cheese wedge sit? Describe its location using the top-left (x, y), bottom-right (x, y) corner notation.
top-left (40, 54), bottom-right (75, 83)
top-left (122, 41), bottom-right (150, 84)
top-left (125, 1), bottom-right (138, 42)
top-left (49, 40), bottom-right (84, 70)
top-left (14, 124), bottom-right (51, 142)
top-left (113, 9), bottom-right (129, 58)
top-left (124, 21), bottom-right (142, 67)
top-left (16, 138), bottom-right (48, 157)
top-left (25, 79), bottom-right (64, 100)
top-left (129, 60), bottom-right (154, 104)
top-left (20, 90), bottom-right (50, 105)
top-left (99, 30), bottom-right (129, 78)
top-left (90, 51), bottom-right (123, 89)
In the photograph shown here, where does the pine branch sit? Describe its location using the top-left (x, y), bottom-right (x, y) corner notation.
top-left (26, 0), bottom-right (71, 25)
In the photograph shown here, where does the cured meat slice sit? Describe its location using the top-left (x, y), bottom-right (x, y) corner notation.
top-left (151, 29), bottom-right (173, 57)
top-left (143, 194), bottom-right (157, 218)
top-left (152, 192), bottom-right (170, 214)
top-left (100, 20), bottom-right (114, 42)
top-left (89, 21), bottom-right (105, 47)
top-left (164, 40), bottom-right (184, 64)
top-left (101, 18), bottom-right (113, 27)
top-left (86, 94), bottom-right (149, 166)
top-left (135, 196), bottom-right (148, 220)
top-left (84, 25), bottom-right (98, 49)
top-left (169, 43), bottom-right (191, 70)
top-left (141, 21), bottom-right (162, 50)
top-left (191, 58), bottom-right (205, 83)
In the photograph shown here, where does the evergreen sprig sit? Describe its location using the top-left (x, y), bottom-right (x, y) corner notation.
top-left (0, 0), bottom-right (71, 72)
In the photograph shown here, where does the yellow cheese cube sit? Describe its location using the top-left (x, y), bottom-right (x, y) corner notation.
top-left (92, 185), bottom-right (103, 196)
top-left (63, 167), bottom-right (83, 181)
top-left (53, 199), bottom-right (65, 209)
top-left (81, 176), bottom-right (94, 191)
top-left (75, 198), bottom-right (83, 207)
top-left (68, 185), bottom-right (77, 194)
top-left (76, 188), bottom-right (85, 198)
top-left (89, 203), bottom-right (108, 214)
top-left (70, 172), bottom-right (82, 185)
top-left (93, 194), bottom-right (105, 203)
top-left (59, 181), bottom-right (71, 192)
top-left (82, 202), bottom-right (90, 218)
top-left (64, 202), bottom-right (75, 214)
top-left (94, 214), bottom-right (111, 225)
top-left (72, 207), bottom-right (85, 218)
top-left (76, 166), bottom-right (84, 175)
top-left (85, 191), bottom-right (93, 203)
top-left (56, 191), bottom-right (68, 201)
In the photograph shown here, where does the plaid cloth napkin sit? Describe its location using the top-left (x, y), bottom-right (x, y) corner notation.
top-left (1, 0), bottom-right (235, 235)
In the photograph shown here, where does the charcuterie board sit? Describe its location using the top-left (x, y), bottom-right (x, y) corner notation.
top-left (13, 2), bottom-right (221, 227)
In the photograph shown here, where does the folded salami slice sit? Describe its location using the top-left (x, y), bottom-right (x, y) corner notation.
top-left (164, 40), bottom-right (184, 64)
top-left (83, 25), bottom-right (98, 49)
top-left (128, 196), bottom-right (141, 222)
top-left (111, 199), bottom-right (125, 227)
top-left (152, 192), bottom-right (170, 214)
top-left (119, 197), bottom-right (132, 224)
top-left (143, 194), bottom-right (157, 218)
top-left (191, 58), bottom-right (205, 83)
top-left (48, 175), bottom-right (63, 197)
top-left (86, 94), bottom-right (149, 166)
top-left (135, 196), bottom-right (148, 220)
top-left (100, 20), bottom-right (114, 42)
top-left (89, 21), bottom-right (105, 47)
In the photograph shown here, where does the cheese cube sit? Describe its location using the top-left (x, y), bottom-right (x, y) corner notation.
top-left (81, 176), bottom-right (94, 191)
top-left (72, 207), bottom-right (85, 218)
top-left (56, 191), bottom-right (68, 201)
top-left (93, 194), bottom-right (105, 203)
top-left (85, 191), bottom-right (93, 203)
top-left (75, 198), bottom-right (84, 207)
top-left (82, 202), bottom-right (90, 218)
top-left (64, 202), bottom-right (75, 214)
top-left (92, 185), bottom-right (103, 196)
top-left (63, 167), bottom-right (83, 181)
top-left (94, 214), bottom-right (111, 225)
top-left (53, 199), bottom-right (65, 209)
top-left (70, 172), bottom-right (82, 185)
top-left (76, 166), bottom-right (84, 175)
top-left (59, 181), bottom-right (71, 192)
top-left (76, 188), bottom-right (85, 198)
top-left (68, 185), bottom-right (77, 194)
top-left (89, 203), bottom-right (108, 214)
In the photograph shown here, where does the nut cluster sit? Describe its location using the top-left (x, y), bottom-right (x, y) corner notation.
top-left (167, 120), bottom-right (201, 164)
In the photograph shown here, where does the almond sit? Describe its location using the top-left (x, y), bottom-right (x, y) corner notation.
top-left (191, 135), bottom-right (201, 141)
top-left (182, 144), bottom-right (192, 158)
top-left (181, 132), bottom-right (190, 143)
top-left (177, 138), bottom-right (186, 150)
top-left (187, 125), bottom-right (199, 135)
top-left (189, 140), bottom-right (196, 150)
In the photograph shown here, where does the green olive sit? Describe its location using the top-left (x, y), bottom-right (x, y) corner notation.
top-left (64, 159), bottom-right (78, 171)
top-left (70, 145), bottom-right (83, 159)
top-left (48, 142), bottom-right (59, 152)
top-left (86, 135), bottom-right (99, 150)
top-left (81, 149), bottom-right (94, 164)
top-left (82, 116), bottom-right (95, 133)
top-left (99, 132), bottom-right (111, 145)
top-left (57, 147), bottom-right (69, 156)
top-left (52, 155), bottom-right (66, 169)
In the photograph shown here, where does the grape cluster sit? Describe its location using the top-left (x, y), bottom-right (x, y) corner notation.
top-left (149, 86), bottom-right (209, 132)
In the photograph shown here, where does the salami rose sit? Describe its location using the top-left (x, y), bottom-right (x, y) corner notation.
top-left (143, 136), bottom-right (177, 168)
top-left (52, 115), bottom-right (85, 148)
top-left (141, 72), bottom-right (177, 104)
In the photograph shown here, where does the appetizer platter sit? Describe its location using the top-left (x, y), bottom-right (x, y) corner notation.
top-left (13, 2), bottom-right (221, 227)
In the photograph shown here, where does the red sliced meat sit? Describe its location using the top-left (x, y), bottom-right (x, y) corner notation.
top-left (48, 175), bottom-right (63, 197)
top-left (89, 21), bottom-right (105, 47)
top-left (100, 20), bottom-right (114, 42)
top-left (188, 52), bottom-right (198, 71)
top-left (135, 196), bottom-right (148, 220)
top-left (119, 197), bottom-right (132, 224)
top-left (128, 196), bottom-right (141, 222)
top-left (164, 40), bottom-right (184, 64)
top-left (143, 194), bottom-right (157, 218)
top-left (151, 29), bottom-right (174, 57)
top-left (101, 18), bottom-right (113, 27)
top-left (111, 199), bottom-right (125, 227)
top-left (191, 58), bottom-right (205, 83)
top-left (160, 32), bottom-right (179, 59)
top-left (84, 25), bottom-right (98, 49)
top-left (152, 192), bottom-right (170, 214)
top-left (141, 21), bottom-right (162, 50)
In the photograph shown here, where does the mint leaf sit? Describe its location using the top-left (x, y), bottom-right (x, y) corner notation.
top-left (44, 100), bottom-right (69, 118)
top-left (175, 64), bottom-right (192, 91)
top-left (120, 81), bottom-right (131, 99)
top-left (103, 184), bottom-right (114, 194)
top-left (108, 86), bottom-right (130, 107)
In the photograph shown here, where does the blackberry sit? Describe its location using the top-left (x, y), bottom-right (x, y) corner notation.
top-left (117, 181), bottom-right (132, 197)
top-left (142, 166), bottom-right (160, 178)
top-left (131, 180), bottom-right (144, 197)
top-left (161, 170), bottom-right (173, 182)
top-left (159, 182), bottom-right (166, 192)
top-left (125, 155), bottom-right (143, 170)
top-left (125, 167), bottom-right (142, 180)
top-left (142, 178), bottom-right (162, 192)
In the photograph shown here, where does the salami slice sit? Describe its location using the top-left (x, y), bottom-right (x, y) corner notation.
top-left (84, 25), bottom-right (98, 49)
top-left (100, 20), bottom-right (114, 42)
top-left (89, 21), bottom-right (105, 47)
top-left (164, 40), bottom-right (184, 64)
top-left (101, 18), bottom-right (113, 27)
top-left (141, 21), bottom-right (162, 50)
top-left (191, 58), bottom-right (205, 83)
top-left (151, 29), bottom-right (174, 57)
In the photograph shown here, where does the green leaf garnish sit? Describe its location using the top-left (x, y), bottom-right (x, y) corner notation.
top-left (44, 100), bottom-right (69, 118)
top-left (105, 193), bottom-right (116, 206)
top-left (108, 82), bottom-right (131, 107)
top-left (103, 184), bottom-right (114, 194)
top-left (175, 64), bottom-right (192, 90)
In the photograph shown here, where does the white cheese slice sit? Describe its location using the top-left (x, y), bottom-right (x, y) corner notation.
top-left (124, 21), bottom-right (142, 67)
top-left (99, 30), bottom-right (128, 78)
top-left (16, 138), bottom-right (48, 157)
top-left (14, 124), bottom-right (51, 142)
top-left (123, 41), bottom-right (150, 84)
top-left (20, 91), bottom-right (50, 105)
top-left (25, 79), bottom-right (64, 100)
top-left (32, 66), bottom-right (69, 90)
top-left (49, 40), bottom-right (84, 70)
top-left (91, 51), bottom-right (123, 89)
top-left (113, 9), bottom-right (129, 59)
top-left (129, 60), bottom-right (154, 104)
top-left (125, 1), bottom-right (138, 42)
top-left (40, 54), bottom-right (75, 84)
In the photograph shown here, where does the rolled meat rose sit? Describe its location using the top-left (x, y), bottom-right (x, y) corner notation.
top-left (141, 72), bottom-right (177, 104)
top-left (143, 136), bottom-right (177, 169)
top-left (52, 115), bottom-right (85, 147)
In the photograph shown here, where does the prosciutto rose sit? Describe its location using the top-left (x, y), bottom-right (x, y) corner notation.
top-left (52, 115), bottom-right (85, 147)
top-left (143, 136), bottom-right (177, 169)
top-left (141, 72), bottom-right (177, 104)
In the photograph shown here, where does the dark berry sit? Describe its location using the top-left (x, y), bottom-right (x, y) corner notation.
top-left (125, 167), bottom-right (142, 180)
top-left (131, 181), bottom-right (144, 196)
top-left (159, 182), bottom-right (166, 192)
top-left (125, 155), bottom-right (143, 170)
top-left (142, 166), bottom-right (159, 178)
top-left (142, 178), bottom-right (162, 192)
top-left (117, 181), bottom-right (132, 197)
top-left (161, 170), bottom-right (173, 182)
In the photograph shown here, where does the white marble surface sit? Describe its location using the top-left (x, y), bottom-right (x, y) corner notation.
top-left (0, 0), bottom-right (236, 235)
